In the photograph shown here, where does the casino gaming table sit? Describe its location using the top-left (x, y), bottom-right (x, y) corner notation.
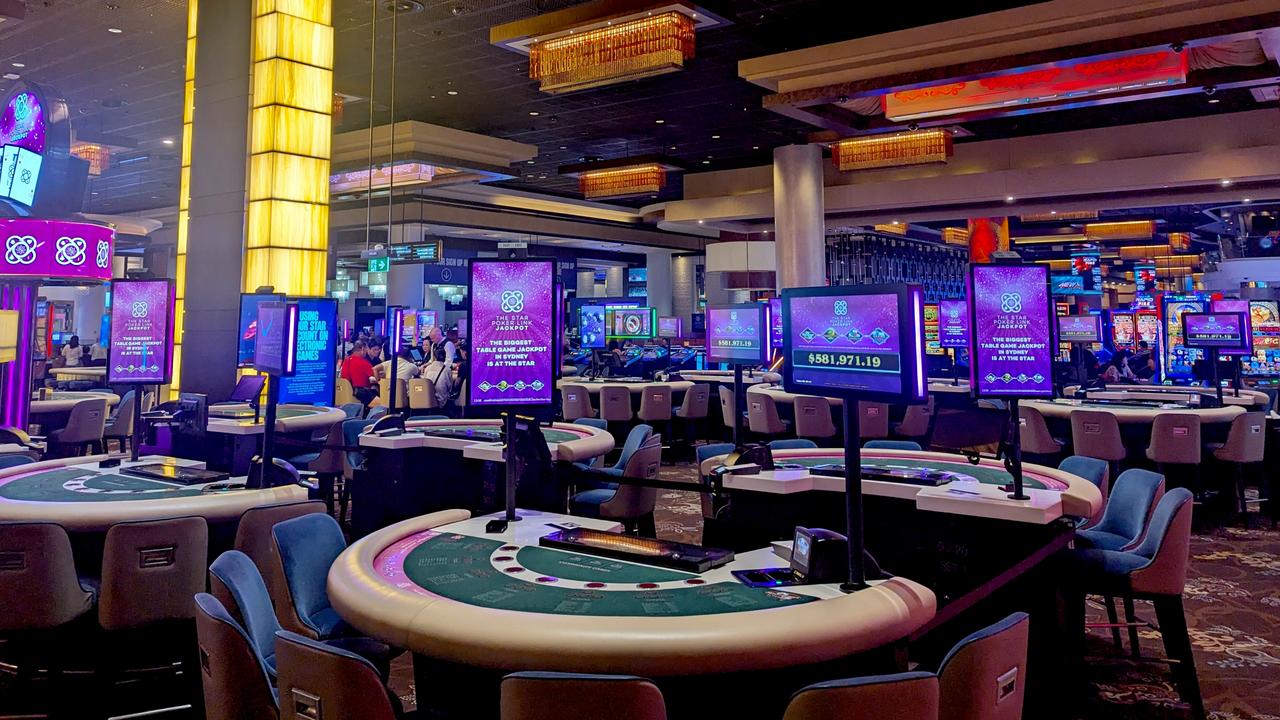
top-left (1065, 383), bottom-right (1270, 408)
top-left (1023, 397), bottom-right (1244, 425)
top-left (51, 366), bottom-right (107, 382)
top-left (205, 403), bottom-right (347, 435)
top-left (0, 454), bottom-right (306, 532)
top-left (674, 369), bottom-right (780, 385)
top-left (30, 390), bottom-right (121, 416)
top-left (353, 420), bottom-right (615, 535)
top-left (329, 508), bottom-right (936, 718)
top-left (554, 378), bottom-right (694, 395)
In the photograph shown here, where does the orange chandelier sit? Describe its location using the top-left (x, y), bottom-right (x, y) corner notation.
top-left (530, 12), bottom-right (695, 94)
top-left (832, 129), bottom-right (952, 172)
top-left (561, 154), bottom-right (683, 200)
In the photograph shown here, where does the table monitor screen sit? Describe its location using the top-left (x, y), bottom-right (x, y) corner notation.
top-left (607, 307), bottom-right (656, 340)
top-left (1211, 299), bottom-right (1253, 356)
top-left (237, 293), bottom-right (284, 367)
top-left (782, 284), bottom-right (926, 404)
top-left (229, 375), bottom-right (266, 403)
top-left (253, 302), bottom-right (299, 377)
top-left (706, 303), bottom-right (770, 364)
top-left (1182, 312), bottom-right (1249, 351)
top-left (968, 264), bottom-right (1054, 398)
top-left (937, 298), bottom-right (969, 349)
top-left (657, 316), bottom-right (681, 338)
top-left (1057, 315), bottom-right (1101, 343)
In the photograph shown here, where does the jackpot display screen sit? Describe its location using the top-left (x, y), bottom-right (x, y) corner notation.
top-left (1182, 312), bottom-right (1249, 352)
top-left (706, 303), bottom-right (770, 364)
top-left (467, 260), bottom-right (555, 407)
top-left (968, 264), bottom-right (1054, 398)
top-left (937, 298), bottom-right (969, 349)
top-left (1057, 315), bottom-right (1101, 343)
top-left (606, 307), bottom-right (657, 340)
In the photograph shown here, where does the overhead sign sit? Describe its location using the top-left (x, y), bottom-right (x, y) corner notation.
top-left (0, 218), bottom-right (114, 281)
top-left (108, 279), bottom-right (175, 384)
top-left (468, 259), bottom-right (555, 407)
top-left (969, 264), bottom-right (1053, 398)
top-left (368, 256), bottom-right (390, 273)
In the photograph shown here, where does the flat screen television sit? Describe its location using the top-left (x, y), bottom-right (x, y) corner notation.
top-left (606, 307), bottom-right (656, 340)
top-left (781, 284), bottom-right (927, 404)
top-left (1182, 312), bottom-right (1249, 352)
top-left (968, 264), bottom-right (1054, 398)
top-left (706, 303), bottom-right (770, 365)
top-left (1057, 315), bottom-right (1101, 344)
top-left (237, 293), bottom-right (284, 367)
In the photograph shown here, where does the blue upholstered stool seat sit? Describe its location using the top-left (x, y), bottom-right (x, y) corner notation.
top-left (570, 488), bottom-right (617, 517)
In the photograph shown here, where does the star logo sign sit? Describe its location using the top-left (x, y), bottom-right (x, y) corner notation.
top-left (131, 301), bottom-right (149, 318)
top-left (1000, 293), bottom-right (1022, 313)
top-left (833, 300), bottom-right (848, 316)
top-left (500, 290), bottom-right (524, 313)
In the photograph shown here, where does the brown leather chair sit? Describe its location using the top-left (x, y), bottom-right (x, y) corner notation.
top-left (194, 593), bottom-right (278, 720)
top-left (274, 629), bottom-right (400, 720)
top-left (718, 385), bottom-right (737, 434)
top-left (1069, 409), bottom-right (1126, 476)
top-left (334, 378), bottom-right (355, 407)
top-left (99, 516), bottom-right (208, 631)
top-left (1145, 413), bottom-right (1203, 494)
top-left (501, 672), bottom-right (668, 720)
top-left (783, 672), bottom-right (939, 720)
top-left (859, 402), bottom-right (890, 440)
top-left (571, 435), bottom-right (662, 537)
top-left (599, 384), bottom-right (634, 426)
top-left (937, 613), bottom-right (1029, 720)
top-left (0, 522), bottom-right (95, 632)
top-left (747, 393), bottom-right (786, 436)
top-left (561, 383), bottom-right (595, 421)
top-left (408, 377), bottom-right (437, 411)
top-left (1207, 411), bottom-right (1266, 513)
top-left (232, 501), bottom-right (326, 627)
top-left (102, 390), bottom-right (139, 454)
top-left (1018, 404), bottom-right (1064, 458)
top-left (893, 397), bottom-right (934, 442)
top-left (49, 397), bottom-right (108, 456)
top-left (794, 395), bottom-right (836, 441)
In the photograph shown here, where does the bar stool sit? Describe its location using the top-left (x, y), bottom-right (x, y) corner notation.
top-left (561, 383), bottom-right (595, 422)
top-left (1205, 411), bottom-right (1266, 514)
top-left (859, 402), bottom-right (890, 440)
top-left (794, 396), bottom-right (836, 441)
top-left (1145, 413), bottom-right (1202, 494)
top-left (673, 383), bottom-right (710, 449)
top-left (502, 672), bottom-right (668, 720)
top-left (893, 396), bottom-right (934, 443)
top-left (193, 594), bottom-right (278, 720)
top-left (232, 501), bottom-right (327, 616)
top-left (599, 384), bottom-right (634, 431)
top-left (636, 384), bottom-right (673, 453)
top-left (1069, 409), bottom-right (1126, 477)
top-left (335, 377), bottom-right (355, 406)
top-left (784, 673), bottom-right (939, 720)
top-left (1018, 404), bottom-right (1065, 462)
top-left (408, 378), bottom-right (438, 413)
top-left (937, 613), bottom-right (1029, 720)
top-left (747, 393), bottom-right (787, 438)
top-left (718, 386), bottom-right (738, 437)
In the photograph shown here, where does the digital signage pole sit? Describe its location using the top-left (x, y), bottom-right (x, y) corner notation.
top-left (1183, 312), bottom-right (1249, 405)
top-left (706, 303), bottom-right (770, 446)
top-left (386, 305), bottom-right (404, 415)
top-left (467, 259), bottom-right (555, 522)
top-left (251, 301), bottom-right (299, 487)
top-left (968, 262), bottom-right (1054, 500)
top-left (107, 279), bottom-right (176, 461)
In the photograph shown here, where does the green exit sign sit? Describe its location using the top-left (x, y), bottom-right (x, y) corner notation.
top-left (368, 256), bottom-right (390, 273)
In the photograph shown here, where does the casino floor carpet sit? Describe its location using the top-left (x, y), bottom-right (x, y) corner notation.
top-left (386, 465), bottom-right (1280, 719)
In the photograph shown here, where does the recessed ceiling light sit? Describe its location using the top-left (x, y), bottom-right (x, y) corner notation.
top-left (701, 160), bottom-right (710, 164)
top-left (558, 146), bottom-right (567, 150)
top-left (711, 134), bottom-right (720, 139)
top-left (11, 62), bottom-right (23, 68)
top-left (446, 90), bottom-right (458, 96)
top-left (1243, 198), bottom-right (1252, 203)
top-left (697, 220), bottom-right (704, 224)
top-left (108, 27), bottom-right (123, 33)
top-left (162, 138), bottom-right (174, 145)
top-left (1050, 210), bottom-right (1057, 215)
top-left (526, 160), bottom-right (535, 164)
top-left (528, 111), bottom-right (539, 116)
top-left (1207, 98), bottom-right (1220, 104)
top-left (1005, 196), bottom-right (1015, 202)
top-left (752, 146), bottom-right (759, 150)
top-left (1221, 179), bottom-right (1232, 186)
top-left (2, 73), bottom-right (18, 80)
top-left (654, 119), bottom-right (664, 124)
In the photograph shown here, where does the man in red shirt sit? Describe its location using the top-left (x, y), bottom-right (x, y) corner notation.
top-left (340, 340), bottom-right (378, 408)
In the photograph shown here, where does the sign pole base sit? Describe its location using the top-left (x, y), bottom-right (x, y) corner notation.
top-left (840, 402), bottom-right (868, 593)
top-left (1005, 398), bottom-right (1030, 501)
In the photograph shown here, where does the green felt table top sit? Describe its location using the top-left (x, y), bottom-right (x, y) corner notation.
top-left (1047, 399), bottom-right (1188, 410)
top-left (0, 468), bottom-right (206, 503)
top-left (419, 424), bottom-right (582, 445)
top-left (777, 456), bottom-right (1049, 491)
top-left (400, 533), bottom-right (813, 617)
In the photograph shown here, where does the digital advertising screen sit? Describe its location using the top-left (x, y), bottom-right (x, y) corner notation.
top-left (706, 303), bottom-right (770, 364)
top-left (279, 298), bottom-right (337, 405)
top-left (769, 298), bottom-right (783, 349)
top-left (1057, 315), bottom-right (1101, 343)
top-left (416, 309), bottom-right (439, 342)
top-left (1211, 299), bottom-right (1253, 356)
top-left (782, 284), bottom-right (926, 404)
top-left (1050, 274), bottom-right (1085, 296)
top-left (467, 259), bottom-right (555, 407)
top-left (579, 304), bottom-right (608, 348)
top-left (237, 293), bottom-right (284, 367)
top-left (254, 302), bottom-right (299, 377)
top-left (923, 303), bottom-right (942, 356)
top-left (107, 279), bottom-right (175, 384)
top-left (938, 298), bottom-right (969, 350)
top-left (968, 264), bottom-right (1054, 398)
top-left (1110, 312), bottom-right (1135, 349)
top-left (607, 307), bottom-right (656, 340)
top-left (1136, 312), bottom-right (1159, 345)
top-left (1161, 297), bottom-right (1206, 381)
top-left (657, 316), bottom-right (682, 338)
top-left (1182, 312), bottom-right (1249, 351)
top-left (1069, 250), bottom-right (1102, 295)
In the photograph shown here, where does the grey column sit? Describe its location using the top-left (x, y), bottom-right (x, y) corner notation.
top-left (183, 0), bottom-right (253, 400)
top-left (387, 263), bottom-right (423, 309)
top-left (576, 269), bottom-right (596, 298)
top-left (672, 254), bottom-right (699, 330)
top-left (645, 250), bottom-right (673, 316)
top-left (605, 266), bottom-right (626, 298)
top-left (773, 144), bottom-right (826, 289)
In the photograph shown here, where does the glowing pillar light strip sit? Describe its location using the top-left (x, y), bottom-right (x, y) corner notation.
top-left (388, 306), bottom-right (403, 355)
top-left (284, 303), bottom-right (299, 375)
top-left (911, 287), bottom-right (926, 399)
top-left (0, 284), bottom-right (34, 429)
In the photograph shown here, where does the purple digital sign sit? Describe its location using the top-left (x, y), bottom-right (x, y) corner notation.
top-left (1210, 299), bottom-right (1253, 356)
top-left (468, 259), bottom-right (555, 407)
top-left (254, 302), bottom-right (299, 377)
top-left (969, 264), bottom-right (1054, 398)
top-left (769, 297), bottom-right (783, 348)
top-left (707, 303), bottom-right (769, 364)
top-left (1182, 312), bottom-right (1248, 351)
top-left (783, 285), bottom-right (926, 403)
top-left (0, 219), bottom-right (114, 281)
top-left (0, 91), bottom-right (46, 154)
top-left (937, 298), bottom-right (969, 349)
top-left (1057, 315), bottom-right (1101, 343)
top-left (108, 280), bottom-right (175, 384)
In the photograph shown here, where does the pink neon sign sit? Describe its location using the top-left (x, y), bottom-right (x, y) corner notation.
top-left (0, 218), bottom-right (114, 281)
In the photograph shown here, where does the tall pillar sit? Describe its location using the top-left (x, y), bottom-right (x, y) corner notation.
top-left (181, 0), bottom-right (254, 399)
top-left (646, 250), bottom-right (673, 316)
top-left (672, 254), bottom-right (699, 331)
top-left (605, 266), bottom-right (626, 298)
top-left (576, 269), bottom-right (596, 298)
top-left (773, 144), bottom-right (826, 289)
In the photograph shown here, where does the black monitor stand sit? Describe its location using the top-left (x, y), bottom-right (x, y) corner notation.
top-left (502, 411), bottom-right (521, 522)
top-left (839, 402), bottom-right (866, 593)
top-left (1004, 399), bottom-right (1029, 501)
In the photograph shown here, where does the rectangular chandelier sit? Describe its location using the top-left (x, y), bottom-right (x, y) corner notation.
top-left (530, 12), bottom-right (694, 94)
top-left (1085, 220), bottom-right (1156, 242)
top-left (832, 129), bottom-right (952, 171)
top-left (561, 154), bottom-right (682, 199)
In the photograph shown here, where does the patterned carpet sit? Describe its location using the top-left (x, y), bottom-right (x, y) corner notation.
top-left (649, 464), bottom-right (1280, 720)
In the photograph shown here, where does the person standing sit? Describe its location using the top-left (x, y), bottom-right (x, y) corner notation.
top-left (423, 326), bottom-right (456, 406)
top-left (61, 335), bottom-right (83, 367)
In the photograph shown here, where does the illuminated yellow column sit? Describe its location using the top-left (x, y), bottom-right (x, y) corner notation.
top-left (171, 0), bottom-right (197, 396)
top-left (244, 0), bottom-right (333, 296)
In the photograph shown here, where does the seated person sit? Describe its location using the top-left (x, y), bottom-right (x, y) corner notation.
top-left (340, 341), bottom-right (378, 407)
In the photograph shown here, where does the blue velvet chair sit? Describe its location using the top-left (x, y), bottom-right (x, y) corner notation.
top-left (1066, 488), bottom-right (1203, 720)
top-left (193, 593), bottom-right (278, 720)
top-left (573, 423), bottom-right (652, 479)
top-left (783, 672), bottom-right (939, 720)
top-left (339, 417), bottom-right (377, 523)
top-left (274, 630), bottom-right (403, 720)
top-left (270, 513), bottom-right (353, 640)
top-left (1077, 468), bottom-right (1164, 551)
top-left (1058, 455), bottom-right (1110, 526)
top-left (769, 439), bottom-right (817, 450)
top-left (0, 454), bottom-right (34, 470)
top-left (574, 417), bottom-right (608, 430)
top-left (339, 403), bottom-right (364, 418)
top-left (864, 440), bottom-right (923, 451)
top-left (208, 550), bottom-right (283, 678)
top-left (571, 435), bottom-right (662, 536)
top-left (937, 613), bottom-right (1029, 720)
top-left (501, 672), bottom-right (669, 720)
